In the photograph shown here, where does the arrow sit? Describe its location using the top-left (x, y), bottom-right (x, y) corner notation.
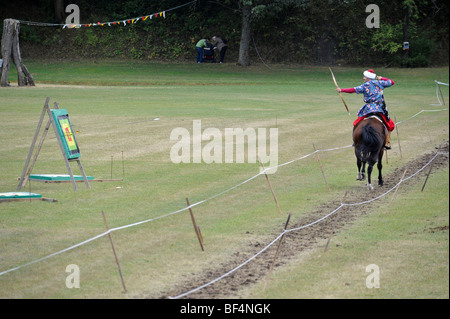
top-left (329, 67), bottom-right (350, 115)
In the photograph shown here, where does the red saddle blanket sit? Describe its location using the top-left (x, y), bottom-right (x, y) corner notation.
top-left (353, 113), bottom-right (395, 131)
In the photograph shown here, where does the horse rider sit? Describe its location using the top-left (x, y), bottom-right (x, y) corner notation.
top-left (335, 69), bottom-right (396, 149)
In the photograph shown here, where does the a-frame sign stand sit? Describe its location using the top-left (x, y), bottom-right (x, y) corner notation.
top-left (17, 97), bottom-right (91, 191)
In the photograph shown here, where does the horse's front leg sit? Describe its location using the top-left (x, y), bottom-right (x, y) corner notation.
top-left (378, 152), bottom-right (384, 186)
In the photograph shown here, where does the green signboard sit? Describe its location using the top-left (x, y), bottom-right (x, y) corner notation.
top-left (51, 109), bottom-right (81, 159)
top-left (0, 192), bottom-right (42, 199)
top-left (29, 174), bottom-right (94, 181)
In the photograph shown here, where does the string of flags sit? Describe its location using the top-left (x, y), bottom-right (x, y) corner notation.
top-left (17, 0), bottom-right (196, 28)
top-left (63, 11), bottom-right (166, 29)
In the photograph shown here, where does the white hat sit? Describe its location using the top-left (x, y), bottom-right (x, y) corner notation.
top-left (363, 69), bottom-right (376, 79)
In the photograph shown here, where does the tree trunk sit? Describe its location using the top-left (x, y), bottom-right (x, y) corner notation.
top-left (54, 0), bottom-right (65, 23)
top-left (0, 19), bottom-right (14, 86)
top-left (0, 19), bottom-right (35, 87)
top-left (238, 3), bottom-right (252, 67)
top-left (403, 4), bottom-right (410, 59)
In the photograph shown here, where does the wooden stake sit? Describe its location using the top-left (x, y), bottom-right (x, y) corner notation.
top-left (438, 83), bottom-right (445, 105)
top-left (110, 156), bottom-right (113, 180)
top-left (259, 159), bottom-right (283, 215)
top-left (312, 143), bottom-right (330, 192)
top-left (121, 151), bottom-right (125, 178)
top-left (385, 169), bottom-right (407, 214)
top-left (421, 163), bottom-right (434, 192)
top-left (185, 198), bottom-right (204, 251)
top-left (394, 117), bottom-right (402, 159)
top-left (197, 226), bottom-right (204, 245)
top-left (264, 213), bottom-right (291, 291)
top-left (423, 115), bottom-right (433, 145)
top-left (101, 210), bottom-right (127, 293)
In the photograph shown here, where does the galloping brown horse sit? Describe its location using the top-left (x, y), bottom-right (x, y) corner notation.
top-left (353, 116), bottom-right (386, 190)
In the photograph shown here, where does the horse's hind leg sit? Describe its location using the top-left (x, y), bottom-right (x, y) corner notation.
top-left (361, 162), bottom-right (366, 181)
top-left (356, 158), bottom-right (363, 180)
top-left (378, 152), bottom-right (384, 186)
top-left (367, 164), bottom-right (374, 190)
top-left (356, 158), bottom-right (366, 180)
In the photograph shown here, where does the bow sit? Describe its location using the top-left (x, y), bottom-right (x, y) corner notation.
top-left (329, 67), bottom-right (350, 115)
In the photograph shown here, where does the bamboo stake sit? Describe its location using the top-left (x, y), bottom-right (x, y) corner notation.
top-left (259, 158), bottom-right (283, 215)
top-left (110, 156), bottom-right (113, 180)
top-left (438, 83), bottom-right (445, 105)
top-left (312, 143), bottom-right (330, 192)
top-left (185, 197), bottom-right (204, 251)
top-left (197, 226), bottom-right (204, 246)
top-left (121, 151), bottom-right (125, 178)
top-left (423, 116), bottom-right (433, 144)
top-left (264, 213), bottom-right (291, 291)
top-left (385, 169), bottom-right (407, 214)
top-left (394, 117), bottom-right (402, 159)
top-left (101, 210), bottom-right (127, 293)
top-left (421, 163), bottom-right (434, 192)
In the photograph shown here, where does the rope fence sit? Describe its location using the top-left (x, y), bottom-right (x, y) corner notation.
top-left (0, 105), bottom-right (448, 291)
top-left (170, 150), bottom-right (448, 299)
top-left (431, 80), bottom-right (449, 106)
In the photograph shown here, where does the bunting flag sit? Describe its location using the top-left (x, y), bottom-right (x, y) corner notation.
top-left (17, 0), bottom-right (195, 28)
top-left (63, 11), bottom-right (166, 29)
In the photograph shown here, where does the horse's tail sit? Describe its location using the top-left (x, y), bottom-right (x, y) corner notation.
top-left (357, 125), bottom-right (382, 162)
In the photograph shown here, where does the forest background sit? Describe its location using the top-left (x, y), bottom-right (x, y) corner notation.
top-left (0, 0), bottom-right (448, 67)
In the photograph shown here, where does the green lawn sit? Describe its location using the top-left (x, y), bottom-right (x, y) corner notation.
top-left (0, 61), bottom-right (448, 298)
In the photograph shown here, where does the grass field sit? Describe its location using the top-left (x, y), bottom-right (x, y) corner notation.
top-left (0, 61), bottom-right (448, 299)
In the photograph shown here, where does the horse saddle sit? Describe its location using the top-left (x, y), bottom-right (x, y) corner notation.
top-left (364, 113), bottom-right (388, 135)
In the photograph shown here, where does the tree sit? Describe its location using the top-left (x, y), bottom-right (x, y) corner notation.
top-left (238, 1), bottom-right (252, 66)
top-left (0, 19), bottom-right (35, 86)
top-left (234, 0), bottom-right (308, 66)
top-left (402, 0), bottom-right (419, 59)
top-left (53, 0), bottom-right (65, 23)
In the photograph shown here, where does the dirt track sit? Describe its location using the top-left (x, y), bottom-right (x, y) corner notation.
top-left (161, 142), bottom-right (449, 299)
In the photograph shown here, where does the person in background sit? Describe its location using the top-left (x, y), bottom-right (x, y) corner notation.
top-left (196, 38), bottom-right (209, 63)
top-left (212, 36), bottom-right (227, 63)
